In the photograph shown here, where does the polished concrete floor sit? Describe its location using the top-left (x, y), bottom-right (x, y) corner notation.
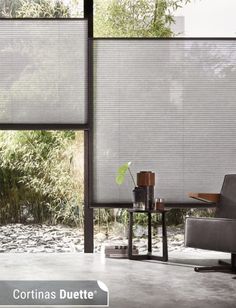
top-left (0, 251), bottom-right (235, 308)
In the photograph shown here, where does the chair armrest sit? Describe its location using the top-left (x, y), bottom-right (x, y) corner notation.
top-left (188, 193), bottom-right (220, 203)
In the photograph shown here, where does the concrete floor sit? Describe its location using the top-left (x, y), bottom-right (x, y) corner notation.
top-left (0, 251), bottom-right (236, 308)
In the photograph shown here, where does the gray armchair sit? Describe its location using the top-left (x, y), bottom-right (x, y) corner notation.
top-left (185, 174), bottom-right (236, 272)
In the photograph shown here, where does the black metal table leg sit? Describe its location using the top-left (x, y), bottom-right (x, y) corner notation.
top-left (148, 212), bottom-right (152, 254)
top-left (128, 211), bottom-right (133, 259)
top-left (162, 211), bottom-right (168, 261)
top-left (128, 209), bottom-right (169, 262)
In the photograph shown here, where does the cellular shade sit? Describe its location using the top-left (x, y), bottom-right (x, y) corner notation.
top-left (94, 40), bottom-right (236, 203)
top-left (0, 20), bottom-right (87, 124)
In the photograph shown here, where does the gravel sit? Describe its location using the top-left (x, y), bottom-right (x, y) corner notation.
top-left (0, 224), bottom-right (187, 254)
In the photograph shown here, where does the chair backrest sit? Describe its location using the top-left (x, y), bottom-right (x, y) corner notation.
top-left (215, 174), bottom-right (236, 219)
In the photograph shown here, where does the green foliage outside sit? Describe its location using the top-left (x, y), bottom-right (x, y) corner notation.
top-left (0, 0), bottom-right (195, 228)
top-left (0, 0), bottom-right (82, 18)
top-left (0, 131), bottom-right (84, 226)
top-left (15, 0), bottom-right (70, 18)
top-left (94, 0), bottom-right (190, 37)
top-left (0, 0), bottom-right (21, 17)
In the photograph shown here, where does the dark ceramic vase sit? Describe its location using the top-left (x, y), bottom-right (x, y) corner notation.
top-left (132, 187), bottom-right (146, 210)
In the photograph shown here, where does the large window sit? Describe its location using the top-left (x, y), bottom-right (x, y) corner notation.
top-left (0, 1), bottom-right (92, 252)
top-left (93, 39), bottom-right (236, 203)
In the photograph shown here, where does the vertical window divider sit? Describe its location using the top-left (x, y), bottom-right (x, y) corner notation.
top-left (84, 0), bottom-right (94, 253)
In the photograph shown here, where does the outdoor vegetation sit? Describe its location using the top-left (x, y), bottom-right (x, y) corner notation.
top-left (0, 0), bottom-right (81, 17)
top-left (0, 131), bottom-right (84, 226)
top-left (94, 0), bottom-right (190, 37)
top-left (0, 0), bottom-right (199, 231)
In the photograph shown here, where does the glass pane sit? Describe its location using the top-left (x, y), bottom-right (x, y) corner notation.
top-left (94, 40), bottom-right (236, 203)
top-left (175, 0), bottom-right (236, 37)
top-left (0, 20), bottom-right (87, 124)
top-left (0, 0), bottom-right (83, 18)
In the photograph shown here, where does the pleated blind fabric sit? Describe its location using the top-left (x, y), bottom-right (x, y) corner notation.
top-left (94, 40), bottom-right (236, 203)
top-left (0, 20), bottom-right (87, 124)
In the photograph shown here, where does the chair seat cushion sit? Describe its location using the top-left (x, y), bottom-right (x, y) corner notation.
top-left (185, 217), bottom-right (236, 253)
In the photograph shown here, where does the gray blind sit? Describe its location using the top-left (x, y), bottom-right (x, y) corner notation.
top-left (0, 20), bottom-right (87, 124)
top-left (94, 40), bottom-right (236, 203)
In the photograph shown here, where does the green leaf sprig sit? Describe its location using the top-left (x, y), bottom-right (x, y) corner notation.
top-left (115, 162), bottom-right (136, 187)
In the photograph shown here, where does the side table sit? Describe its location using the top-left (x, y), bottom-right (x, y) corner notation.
top-left (128, 209), bottom-right (170, 261)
